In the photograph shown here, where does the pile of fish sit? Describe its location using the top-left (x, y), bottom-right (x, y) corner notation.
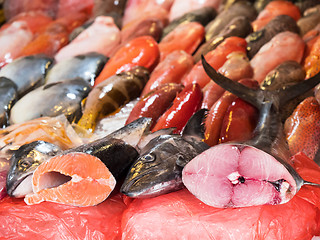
top-left (1, 0), bottom-right (320, 239)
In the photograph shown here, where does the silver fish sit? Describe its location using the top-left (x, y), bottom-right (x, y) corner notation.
top-left (45, 52), bottom-right (108, 86)
top-left (0, 55), bottom-right (53, 97)
top-left (6, 141), bottom-right (61, 198)
top-left (9, 79), bottom-right (91, 124)
top-left (121, 109), bottom-right (210, 198)
top-left (0, 77), bottom-right (17, 128)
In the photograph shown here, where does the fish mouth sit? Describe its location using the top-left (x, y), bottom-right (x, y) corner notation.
top-left (6, 173), bottom-right (33, 197)
top-left (121, 169), bottom-right (181, 198)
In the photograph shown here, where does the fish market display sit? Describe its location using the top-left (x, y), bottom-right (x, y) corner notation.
top-left (24, 152), bottom-right (116, 206)
top-left (1, 0), bottom-right (320, 239)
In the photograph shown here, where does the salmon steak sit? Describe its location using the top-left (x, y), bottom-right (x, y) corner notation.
top-left (24, 152), bottom-right (116, 207)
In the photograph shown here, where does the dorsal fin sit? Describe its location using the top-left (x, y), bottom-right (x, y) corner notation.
top-left (181, 109), bottom-right (207, 139)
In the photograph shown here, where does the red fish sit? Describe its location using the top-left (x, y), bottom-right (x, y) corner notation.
top-left (182, 37), bottom-right (247, 88)
top-left (94, 36), bottom-right (160, 86)
top-left (304, 36), bottom-right (320, 78)
top-left (251, 0), bottom-right (301, 32)
top-left (141, 50), bottom-right (193, 96)
top-left (158, 21), bottom-right (204, 61)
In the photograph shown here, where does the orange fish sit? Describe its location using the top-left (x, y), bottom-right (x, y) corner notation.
top-left (24, 152), bottom-right (116, 207)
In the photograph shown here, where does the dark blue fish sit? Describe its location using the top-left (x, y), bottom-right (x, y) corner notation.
top-left (0, 77), bottom-right (17, 128)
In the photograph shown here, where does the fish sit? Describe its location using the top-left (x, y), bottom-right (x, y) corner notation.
top-left (181, 56), bottom-right (320, 208)
top-left (297, 5), bottom-right (320, 37)
top-left (0, 55), bottom-right (54, 97)
top-left (10, 79), bottom-right (91, 124)
top-left (6, 140), bottom-right (62, 198)
top-left (92, 0), bottom-right (128, 22)
top-left (78, 66), bottom-right (150, 131)
top-left (0, 77), bottom-right (18, 128)
top-left (161, 7), bottom-right (216, 40)
top-left (205, 1), bottom-right (257, 41)
top-left (24, 152), bottom-right (116, 207)
top-left (5, 117), bottom-right (151, 198)
top-left (120, 109), bottom-right (210, 198)
top-left (246, 15), bottom-right (300, 59)
top-left (45, 52), bottom-right (108, 86)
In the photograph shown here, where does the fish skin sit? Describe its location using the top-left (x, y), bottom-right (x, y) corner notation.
top-left (45, 52), bottom-right (108, 86)
top-left (9, 78), bottom-right (91, 124)
top-left (121, 109), bottom-right (210, 198)
top-left (0, 77), bottom-right (18, 128)
top-left (6, 140), bottom-right (62, 198)
top-left (0, 54), bottom-right (54, 97)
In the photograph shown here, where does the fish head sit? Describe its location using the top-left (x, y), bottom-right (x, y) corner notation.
top-left (121, 135), bottom-right (208, 198)
top-left (6, 141), bottom-right (61, 197)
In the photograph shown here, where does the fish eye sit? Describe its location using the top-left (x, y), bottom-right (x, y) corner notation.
top-left (20, 161), bottom-right (31, 169)
top-left (142, 154), bottom-right (155, 162)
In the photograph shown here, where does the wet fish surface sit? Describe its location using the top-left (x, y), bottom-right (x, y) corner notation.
top-left (0, 55), bottom-right (54, 97)
top-left (45, 52), bottom-right (108, 86)
top-left (121, 109), bottom-right (210, 198)
top-left (9, 79), bottom-right (91, 124)
top-left (0, 77), bottom-right (18, 128)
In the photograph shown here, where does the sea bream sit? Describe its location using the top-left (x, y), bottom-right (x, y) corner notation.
top-left (6, 117), bottom-right (152, 197)
top-left (181, 56), bottom-right (320, 208)
top-left (120, 109), bottom-right (210, 198)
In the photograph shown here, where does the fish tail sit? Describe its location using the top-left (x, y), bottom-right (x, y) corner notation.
top-left (303, 181), bottom-right (320, 188)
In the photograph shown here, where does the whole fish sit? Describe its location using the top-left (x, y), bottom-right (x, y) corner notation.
top-left (121, 109), bottom-right (210, 198)
top-left (78, 66), bottom-right (150, 131)
top-left (10, 79), bottom-right (91, 124)
top-left (6, 117), bottom-right (152, 197)
top-left (0, 55), bottom-right (54, 97)
top-left (6, 140), bottom-right (62, 198)
top-left (182, 56), bottom-right (320, 208)
top-left (161, 7), bottom-right (216, 40)
top-left (45, 52), bottom-right (108, 86)
top-left (0, 77), bottom-right (17, 128)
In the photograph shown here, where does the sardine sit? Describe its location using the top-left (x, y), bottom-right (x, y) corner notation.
top-left (121, 109), bottom-right (210, 198)
top-left (10, 79), bottom-right (91, 124)
top-left (45, 52), bottom-right (108, 86)
top-left (0, 55), bottom-right (54, 97)
top-left (77, 66), bottom-right (149, 131)
top-left (185, 56), bottom-right (320, 208)
top-left (6, 141), bottom-right (62, 198)
top-left (0, 77), bottom-right (18, 128)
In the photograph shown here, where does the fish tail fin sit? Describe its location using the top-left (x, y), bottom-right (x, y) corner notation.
top-left (303, 180), bottom-right (320, 188)
top-left (201, 55), bottom-right (263, 109)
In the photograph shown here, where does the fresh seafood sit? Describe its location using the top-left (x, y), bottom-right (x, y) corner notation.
top-left (121, 109), bottom-right (210, 198)
top-left (20, 12), bottom-right (88, 58)
top-left (0, 77), bottom-right (17, 128)
top-left (126, 83), bottom-right (184, 128)
top-left (205, 1), bottom-right (257, 41)
top-left (6, 141), bottom-right (62, 198)
top-left (304, 34), bottom-right (320, 78)
top-left (251, 31), bottom-right (305, 83)
top-left (161, 7), bottom-right (216, 40)
top-left (298, 5), bottom-right (320, 37)
top-left (92, 0), bottom-right (128, 20)
top-left (182, 57), bottom-right (320, 208)
top-left (55, 16), bottom-right (121, 62)
top-left (78, 67), bottom-right (149, 131)
top-left (10, 79), bottom-right (91, 124)
top-left (152, 83), bottom-right (202, 133)
top-left (141, 50), bottom-right (193, 96)
top-left (246, 15), bottom-right (300, 59)
top-left (0, 55), bottom-right (53, 96)
top-left (94, 36), bottom-right (159, 86)
top-left (24, 152), bottom-right (116, 207)
top-left (251, 0), bottom-right (301, 32)
top-left (45, 52), bottom-right (108, 86)
top-left (158, 21), bottom-right (204, 61)
top-left (194, 16), bottom-right (252, 62)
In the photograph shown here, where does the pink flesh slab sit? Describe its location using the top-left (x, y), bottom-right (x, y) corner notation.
top-left (182, 144), bottom-right (297, 208)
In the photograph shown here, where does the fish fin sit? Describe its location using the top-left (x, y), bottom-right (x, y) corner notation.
top-left (181, 109), bottom-right (207, 139)
top-left (278, 71), bottom-right (320, 105)
top-left (201, 55), bottom-right (262, 108)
